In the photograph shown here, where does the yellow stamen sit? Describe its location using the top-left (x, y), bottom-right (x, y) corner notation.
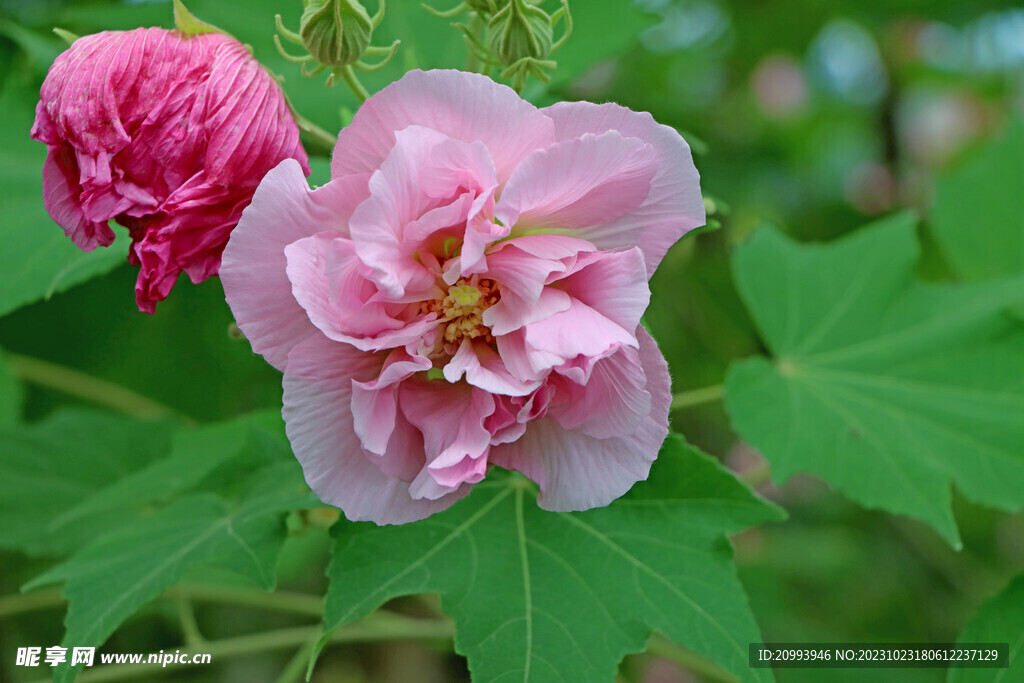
top-left (419, 278), bottom-right (500, 346)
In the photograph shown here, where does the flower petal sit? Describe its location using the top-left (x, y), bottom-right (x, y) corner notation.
top-left (495, 131), bottom-right (657, 234)
top-left (541, 101), bottom-right (705, 274)
top-left (522, 298), bottom-right (637, 365)
top-left (284, 231), bottom-right (439, 352)
top-left (549, 345), bottom-right (652, 439)
top-left (400, 378), bottom-right (496, 498)
top-left (221, 159), bottom-right (370, 371)
top-left (555, 247), bottom-right (650, 337)
top-left (39, 140), bottom-right (116, 250)
top-left (444, 339), bottom-right (543, 396)
top-left (283, 335), bottom-right (468, 524)
top-left (484, 287), bottom-right (572, 337)
top-left (332, 69), bottom-right (556, 184)
top-left (348, 126), bottom-right (494, 297)
top-left (351, 347), bottom-right (432, 456)
top-left (489, 326), bottom-right (670, 510)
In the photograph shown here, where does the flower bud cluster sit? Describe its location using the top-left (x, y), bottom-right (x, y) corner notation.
top-left (275, 0), bottom-right (399, 87)
top-left (425, 0), bottom-right (571, 91)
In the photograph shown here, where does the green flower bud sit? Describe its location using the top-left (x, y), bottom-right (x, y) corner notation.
top-left (299, 0), bottom-right (373, 68)
top-left (487, 0), bottom-right (553, 66)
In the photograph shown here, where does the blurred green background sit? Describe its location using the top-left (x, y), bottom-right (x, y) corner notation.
top-left (1, 0), bottom-right (1022, 681)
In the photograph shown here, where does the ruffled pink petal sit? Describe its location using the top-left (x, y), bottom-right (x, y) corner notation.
top-left (443, 339), bottom-right (542, 396)
top-left (332, 69), bottom-right (556, 184)
top-left (283, 335), bottom-right (468, 524)
top-left (40, 138), bottom-right (115, 250)
top-left (284, 232), bottom-right (439, 352)
top-left (541, 101), bottom-right (705, 275)
top-left (484, 287), bottom-right (571, 337)
top-left (351, 348), bottom-right (432, 456)
top-left (349, 126), bottom-right (489, 297)
top-left (494, 329), bottom-right (564, 382)
top-left (482, 242), bottom-right (571, 302)
top-left (486, 396), bottom-right (525, 445)
top-left (521, 298), bottom-right (637, 365)
top-left (400, 378), bottom-right (496, 499)
top-left (199, 40), bottom-right (310, 184)
top-left (554, 247), bottom-right (650, 337)
top-left (490, 234), bottom-right (596, 260)
top-left (548, 345), bottom-right (652, 439)
top-left (490, 326), bottom-right (670, 511)
top-left (495, 131), bottom-right (657, 233)
top-left (221, 160), bottom-right (370, 372)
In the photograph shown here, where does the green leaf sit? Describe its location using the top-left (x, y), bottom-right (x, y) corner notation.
top-left (43, 411), bottom-right (285, 537)
top-left (932, 119), bottom-right (1024, 280)
top-left (27, 461), bottom-right (316, 683)
top-left (0, 410), bottom-right (291, 557)
top-left (0, 73), bottom-right (125, 319)
top-left (947, 574), bottom-right (1024, 683)
top-left (0, 410), bottom-right (178, 556)
top-left (0, 348), bottom-right (22, 425)
top-left (725, 214), bottom-right (1024, 547)
top-left (316, 435), bottom-right (783, 682)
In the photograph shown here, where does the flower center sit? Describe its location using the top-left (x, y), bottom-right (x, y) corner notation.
top-left (420, 278), bottom-right (500, 345)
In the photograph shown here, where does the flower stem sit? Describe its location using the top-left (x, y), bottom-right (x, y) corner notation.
top-left (670, 383), bottom-right (725, 411)
top-left (5, 352), bottom-right (192, 423)
top-left (340, 65), bottom-right (370, 102)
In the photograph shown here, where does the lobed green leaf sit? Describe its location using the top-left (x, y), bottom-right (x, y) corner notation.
top-left (726, 214), bottom-right (1024, 547)
top-left (316, 435), bottom-right (783, 682)
top-left (0, 410), bottom-right (178, 556)
top-left (28, 461), bottom-right (315, 683)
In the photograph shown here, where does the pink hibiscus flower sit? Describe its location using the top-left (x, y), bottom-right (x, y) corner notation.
top-left (221, 69), bottom-right (703, 524)
top-left (31, 27), bottom-right (309, 313)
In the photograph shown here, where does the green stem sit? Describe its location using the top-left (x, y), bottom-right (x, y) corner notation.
top-left (282, 93), bottom-right (338, 152)
top-left (670, 383), bottom-right (725, 411)
top-left (297, 117), bottom-right (338, 151)
top-left (5, 352), bottom-right (191, 422)
top-left (274, 637), bottom-right (318, 683)
top-left (0, 583), bottom-right (323, 620)
top-left (72, 615), bottom-right (454, 683)
top-left (0, 586), bottom-right (64, 618)
top-left (162, 583), bottom-right (324, 617)
top-left (646, 634), bottom-right (737, 683)
top-left (339, 65), bottom-right (370, 102)
top-left (177, 597), bottom-right (204, 646)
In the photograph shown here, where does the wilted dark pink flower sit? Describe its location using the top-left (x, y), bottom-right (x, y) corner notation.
top-left (221, 70), bottom-right (704, 524)
top-left (31, 27), bottom-right (310, 312)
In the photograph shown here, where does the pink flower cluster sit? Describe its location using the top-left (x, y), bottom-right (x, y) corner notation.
top-left (221, 70), bottom-right (704, 524)
top-left (31, 27), bottom-right (309, 312)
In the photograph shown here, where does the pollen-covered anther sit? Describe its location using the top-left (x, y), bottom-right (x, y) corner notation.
top-left (420, 278), bottom-right (500, 345)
